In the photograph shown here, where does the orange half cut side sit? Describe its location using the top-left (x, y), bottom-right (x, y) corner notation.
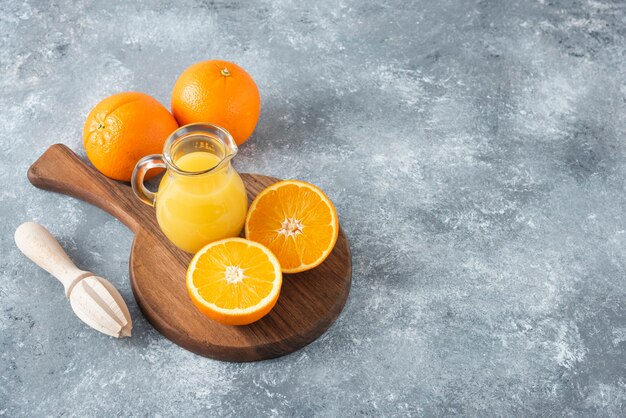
top-left (186, 238), bottom-right (282, 325)
top-left (245, 180), bottom-right (339, 273)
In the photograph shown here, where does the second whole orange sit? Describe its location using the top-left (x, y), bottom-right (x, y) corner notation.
top-left (171, 60), bottom-right (260, 146)
top-left (83, 92), bottom-right (178, 182)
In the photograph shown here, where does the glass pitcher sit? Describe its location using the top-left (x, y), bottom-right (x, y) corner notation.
top-left (131, 123), bottom-right (248, 254)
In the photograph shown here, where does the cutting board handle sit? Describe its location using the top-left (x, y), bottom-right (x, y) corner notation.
top-left (28, 144), bottom-right (152, 233)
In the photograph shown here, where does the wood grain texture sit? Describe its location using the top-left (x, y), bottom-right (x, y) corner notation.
top-left (28, 144), bottom-right (352, 361)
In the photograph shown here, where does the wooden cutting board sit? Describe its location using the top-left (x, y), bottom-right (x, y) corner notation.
top-left (28, 144), bottom-right (352, 361)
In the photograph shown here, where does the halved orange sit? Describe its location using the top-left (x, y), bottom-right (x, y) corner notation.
top-left (186, 238), bottom-right (282, 325)
top-left (245, 180), bottom-right (339, 273)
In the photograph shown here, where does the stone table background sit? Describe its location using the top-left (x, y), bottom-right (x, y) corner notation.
top-left (1, 0), bottom-right (626, 416)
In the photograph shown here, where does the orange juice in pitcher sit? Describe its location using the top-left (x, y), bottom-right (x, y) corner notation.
top-left (132, 123), bottom-right (248, 253)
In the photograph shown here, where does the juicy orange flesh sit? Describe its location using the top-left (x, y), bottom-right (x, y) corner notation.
top-left (191, 241), bottom-right (276, 310)
top-left (247, 184), bottom-right (335, 270)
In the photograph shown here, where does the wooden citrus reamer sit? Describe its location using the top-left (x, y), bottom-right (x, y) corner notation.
top-left (15, 222), bottom-right (132, 338)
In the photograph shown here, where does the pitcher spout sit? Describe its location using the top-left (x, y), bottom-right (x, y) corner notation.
top-left (221, 128), bottom-right (239, 164)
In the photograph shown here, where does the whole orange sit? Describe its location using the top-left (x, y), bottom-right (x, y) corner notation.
top-left (83, 92), bottom-right (178, 182)
top-left (171, 60), bottom-right (260, 145)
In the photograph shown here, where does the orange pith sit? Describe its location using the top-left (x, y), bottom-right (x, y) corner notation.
top-left (186, 238), bottom-right (282, 326)
top-left (245, 180), bottom-right (339, 274)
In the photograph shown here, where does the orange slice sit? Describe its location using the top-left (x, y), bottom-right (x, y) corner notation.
top-left (186, 238), bottom-right (282, 325)
top-left (245, 180), bottom-right (339, 273)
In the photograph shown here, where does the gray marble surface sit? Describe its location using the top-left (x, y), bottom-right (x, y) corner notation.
top-left (2, 0), bottom-right (626, 416)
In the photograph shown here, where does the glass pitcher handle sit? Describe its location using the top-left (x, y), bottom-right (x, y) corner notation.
top-left (131, 154), bottom-right (166, 207)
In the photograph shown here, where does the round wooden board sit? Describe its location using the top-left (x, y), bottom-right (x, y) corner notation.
top-left (129, 174), bottom-right (352, 361)
top-left (26, 146), bottom-right (352, 362)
